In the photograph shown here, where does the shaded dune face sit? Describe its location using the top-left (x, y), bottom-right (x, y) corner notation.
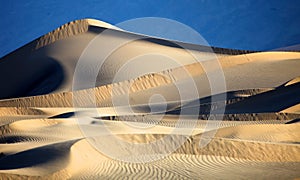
top-left (0, 19), bottom-right (300, 179)
top-left (0, 56), bottom-right (64, 99)
top-left (0, 140), bottom-right (78, 171)
top-left (166, 81), bottom-right (300, 115)
top-left (223, 81), bottom-right (300, 114)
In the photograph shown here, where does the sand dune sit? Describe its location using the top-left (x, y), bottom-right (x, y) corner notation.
top-left (0, 19), bottom-right (300, 179)
top-left (0, 19), bottom-right (252, 100)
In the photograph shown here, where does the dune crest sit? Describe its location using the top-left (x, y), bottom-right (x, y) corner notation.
top-left (36, 19), bottom-right (121, 49)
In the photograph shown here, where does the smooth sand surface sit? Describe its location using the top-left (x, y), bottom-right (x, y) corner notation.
top-left (0, 19), bottom-right (300, 179)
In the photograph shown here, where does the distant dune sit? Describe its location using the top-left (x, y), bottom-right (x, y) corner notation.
top-left (0, 19), bottom-right (299, 179)
top-left (274, 44), bottom-right (300, 51)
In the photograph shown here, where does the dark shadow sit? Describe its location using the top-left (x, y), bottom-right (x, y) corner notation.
top-left (49, 112), bottom-right (75, 119)
top-left (285, 118), bottom-right (300, 124)
top-left (0, 55), bottom-right (64, 99)
top-left (0, 152), bottom-right (5, 159)
top-left (0, 139), bottom-right (78, 170)
top-left (223, 82), bottom-right (300, 114)
top-left (97, 116), bottom-right (116, 120)
top-left (166, 82), bottom-right (300, 115)
top-left (0, 135), bottom-right (45, 144)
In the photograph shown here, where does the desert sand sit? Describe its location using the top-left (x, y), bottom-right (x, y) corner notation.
top-left (0, 19), bottom-right (299, 179)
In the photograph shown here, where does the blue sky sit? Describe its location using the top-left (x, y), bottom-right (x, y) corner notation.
top-left (1, 0), bottom-right (300, 57)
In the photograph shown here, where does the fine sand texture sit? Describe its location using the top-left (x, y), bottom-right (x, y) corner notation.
top-left (0, 19), bottom-right (300, 179)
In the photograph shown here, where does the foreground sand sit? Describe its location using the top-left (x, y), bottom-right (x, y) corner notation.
top-left (0, 19), bottom-right (300, 179)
